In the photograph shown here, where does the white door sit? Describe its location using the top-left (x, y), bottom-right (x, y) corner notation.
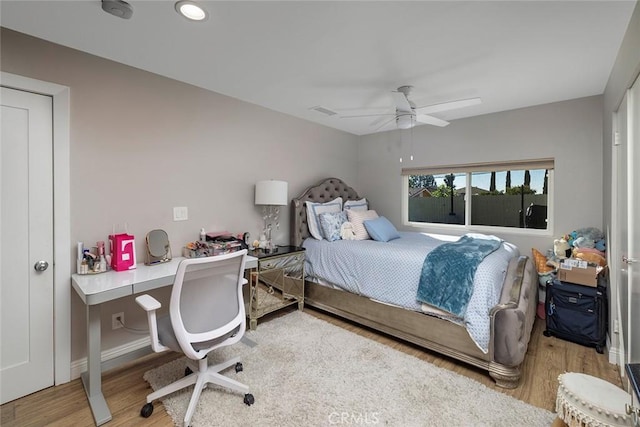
top-left (616, 93), bottom-right (629, 373)
top-left (627, 75), bottom-right (640, 364)
top-left (0, 87), bottom-right (54, 403)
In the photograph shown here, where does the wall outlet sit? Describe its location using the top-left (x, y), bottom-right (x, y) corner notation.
top-left (112, 312), bottom-right (124, 330)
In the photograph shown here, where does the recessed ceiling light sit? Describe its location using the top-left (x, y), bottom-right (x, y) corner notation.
top-left (175, 1), bottom-right (209, 22)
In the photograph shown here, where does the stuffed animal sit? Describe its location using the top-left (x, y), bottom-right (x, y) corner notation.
top-left (564, 228), bottom-right (606, 253)
top-left (573, 236), bottom-right (595, 249)
top-left (340, 222), bottom-right (356, 240)
top-left (566, 231), bottom-right (579, 247)
top-left (554, 238), bottom-right (571, 259)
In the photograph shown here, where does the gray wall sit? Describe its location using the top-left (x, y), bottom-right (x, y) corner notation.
top-left (0, 28), bottom-right (359, 360)
top-left (357, 96), bottom-right (604, 253)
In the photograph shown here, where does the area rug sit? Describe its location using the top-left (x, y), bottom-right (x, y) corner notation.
top-left (144, 311), bottom-right (555, 427)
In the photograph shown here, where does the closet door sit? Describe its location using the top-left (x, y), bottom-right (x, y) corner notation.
top-left (0, 87), bottom-right (54, 403)
top-left (615, 92), bottom-right (629, 372)
top-left (627, 75), bottom-right (639, 365)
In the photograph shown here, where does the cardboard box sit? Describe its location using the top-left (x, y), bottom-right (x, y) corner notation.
top-left (558, 260), bottom-right (605, 287)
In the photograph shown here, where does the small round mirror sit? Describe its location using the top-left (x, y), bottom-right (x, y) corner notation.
top-left (146, 229), bottom-right (170, 259)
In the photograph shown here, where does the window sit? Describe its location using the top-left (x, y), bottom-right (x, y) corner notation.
top-left (403, 159), bottom-right (553, 232)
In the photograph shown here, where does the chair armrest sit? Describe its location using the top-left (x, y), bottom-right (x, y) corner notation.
top-left (135, 294), bottom-right (169, 353)
top-left (136, 294), bottom-right (161, 311)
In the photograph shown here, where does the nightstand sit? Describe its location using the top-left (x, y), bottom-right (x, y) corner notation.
top-left (245, 245), bottom-right (305, 330)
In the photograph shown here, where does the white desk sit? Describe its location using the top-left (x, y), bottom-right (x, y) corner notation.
top-left (71, 255), bottom-right (258, 426)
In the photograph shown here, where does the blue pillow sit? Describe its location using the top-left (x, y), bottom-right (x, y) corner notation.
top-left (319, 211), bottom-right (348, 242)
top-left (363, 216), bottom-right (400, 242)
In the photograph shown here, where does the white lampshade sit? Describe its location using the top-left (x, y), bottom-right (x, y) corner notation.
top-left (255, 180), bottom-right (288, 206)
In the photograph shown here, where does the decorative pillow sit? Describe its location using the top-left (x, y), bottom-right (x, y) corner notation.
top-left (344, 198), bottom-right (368, 212)
top-left (363, 216), bottom-right (400, 242)
top-left (346, 209), bottom-right (379, 240)
top-left (306, 197), bottom-right (343, 240)
top-left (532, 248), bottom-right (554, 273)
top-left (319, 211), bottom-right (348, 242)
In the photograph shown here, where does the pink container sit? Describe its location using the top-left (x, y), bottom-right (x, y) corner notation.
top-left (109, 233), bottom-right (137, 271)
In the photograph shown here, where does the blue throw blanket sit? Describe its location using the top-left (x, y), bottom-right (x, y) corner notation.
top-left (416, 235), bottom-right (502, 317)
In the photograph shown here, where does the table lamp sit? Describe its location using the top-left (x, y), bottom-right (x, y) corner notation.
top-left (255, 180), bottom-right (288, 252)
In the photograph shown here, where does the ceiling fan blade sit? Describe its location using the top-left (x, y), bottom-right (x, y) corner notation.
top-left (416, 114), bottom-right (449, 127)
top-left (368, 108), bottom-right (396, 126)
top-left (373, 117), bottom-right (396, 132)
top-left (391, 91), bottom-right (412, 112)
top-left (333, 107), bottom-right (390, 115)
top-left (340, 113), bottom-right (395, 119)
top-left (416, 97), bottom-right (482, 115)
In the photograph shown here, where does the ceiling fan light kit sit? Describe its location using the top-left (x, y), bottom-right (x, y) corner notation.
top-left (396, 113), bottom-right (414, 130)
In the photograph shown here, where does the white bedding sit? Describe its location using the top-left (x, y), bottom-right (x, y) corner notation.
top-left (302, 231), bottom-right (519, 352)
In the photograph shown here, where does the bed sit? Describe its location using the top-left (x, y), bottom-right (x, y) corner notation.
top-left (290, 177), bottom-right (538, 388)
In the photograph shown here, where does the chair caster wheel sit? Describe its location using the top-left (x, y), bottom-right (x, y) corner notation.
top-left (235, 362), bottom-right (243, 373)
top-left (140, 402), bottom-right (154, 418)
top-left (185, 367), bottom-right (193, 376)
top-left (244, 393), bottom-right (255, 406)
top-left (543, 330), bottom-right (551, 337)
top-left (596, 345), bottom-right (604, 354)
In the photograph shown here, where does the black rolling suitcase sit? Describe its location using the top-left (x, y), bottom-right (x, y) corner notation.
top-left (543, 278), bottom-right (607, 353)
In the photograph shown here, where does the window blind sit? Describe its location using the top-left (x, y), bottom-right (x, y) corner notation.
top-left (401, 158), bottom-right (554, 176)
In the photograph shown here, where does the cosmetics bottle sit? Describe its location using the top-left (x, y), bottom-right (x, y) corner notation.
top-left (200, 228), bottom-right (206, 242)
top-left (97, 241), bottom-right (107, 272)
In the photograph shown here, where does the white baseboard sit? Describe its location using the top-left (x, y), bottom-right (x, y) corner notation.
top-left (607, 335), bottom-right (620, 365)
top-left (70, 336), bottom-right (151, 380)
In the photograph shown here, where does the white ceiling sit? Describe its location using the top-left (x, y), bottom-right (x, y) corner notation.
top-left (1, 1), bottom-right (636, 135)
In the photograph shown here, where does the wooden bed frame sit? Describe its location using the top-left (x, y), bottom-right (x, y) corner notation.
top-left (290, 178), bottom-right (538, 388)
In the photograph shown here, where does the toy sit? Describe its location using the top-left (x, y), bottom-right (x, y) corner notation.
top-left (554, 238), bottom-right (571, 259)
top-left (340, 222), bottom-right (356, 240)
top-left (573, 236), bottom-right (595, 249)
top-left (564, 228), bottom-right (606, 253)
top-left (538, 271), bottom-right (555, 287)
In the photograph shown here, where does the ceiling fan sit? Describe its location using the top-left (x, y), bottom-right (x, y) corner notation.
top-left (340, 85), bottom-right (481, 131)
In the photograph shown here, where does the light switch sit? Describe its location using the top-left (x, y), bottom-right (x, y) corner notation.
top-left (173, 206), bottom-right (188, 221)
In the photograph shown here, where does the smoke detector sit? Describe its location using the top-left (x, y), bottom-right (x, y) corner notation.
top-left (102, 0), bottom-right (133, 19)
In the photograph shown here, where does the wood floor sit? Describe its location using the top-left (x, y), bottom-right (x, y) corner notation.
top-left (1, 307), bottom-right (622, 427)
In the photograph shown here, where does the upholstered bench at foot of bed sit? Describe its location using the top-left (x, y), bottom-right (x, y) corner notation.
top-left (489, 255), bottom-right (538, 388)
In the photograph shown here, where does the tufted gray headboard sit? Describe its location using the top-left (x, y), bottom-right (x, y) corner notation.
top-left (290, 178), bottom-right (361, 247)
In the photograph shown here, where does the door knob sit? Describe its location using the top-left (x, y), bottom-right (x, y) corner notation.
top-left (622, 256), bottom-right (637, 264)
top-left (34, 260), bottom-right (49, 272)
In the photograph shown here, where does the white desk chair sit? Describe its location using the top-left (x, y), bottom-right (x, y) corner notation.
top-left (135, 250), bottom-right (254, 426)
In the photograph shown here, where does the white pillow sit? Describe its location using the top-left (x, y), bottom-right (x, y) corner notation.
top-left (346, 209), bottom-right (379, 240)
top-left (306, 197), bottom-right (343, 240)
top-left (344, 198), bottom-right (368, 212)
